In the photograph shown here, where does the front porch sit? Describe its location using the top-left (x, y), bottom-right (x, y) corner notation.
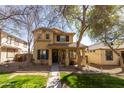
top-left (48, 43), bottom-right (87, 66)
top-left (49, 49), bottom-right (77, 66)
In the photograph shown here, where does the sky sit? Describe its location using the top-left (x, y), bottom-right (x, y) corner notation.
top-left (81, 35), bottom-right (94, 46)
top-left (73, 33), bottom-right (94, 46)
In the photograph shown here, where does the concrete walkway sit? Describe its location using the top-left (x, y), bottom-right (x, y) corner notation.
top-left (46, 63), bottom-right (61, 88)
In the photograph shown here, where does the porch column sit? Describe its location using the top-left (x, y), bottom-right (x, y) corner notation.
top-left (82, 49), bottom-right (86, 66)
top-left (65, 49), bottom-right (69, 66)
top-left (48, 49), bottom-right (52, 66)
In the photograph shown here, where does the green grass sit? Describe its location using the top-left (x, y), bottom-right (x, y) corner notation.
top-left (60, 72), bottom-right (124, 88)
top-left (0, 73), bottom-right (47, 88)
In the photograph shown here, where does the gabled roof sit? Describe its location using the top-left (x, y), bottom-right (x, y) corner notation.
top-left (88, 42), bottom-right (124, 50)
top-left (52, 28), bottom-right (75, 35)
top-left (32, 27), bottom-right (75, 35)
top-left (0, 30), bottom-right (27, 43)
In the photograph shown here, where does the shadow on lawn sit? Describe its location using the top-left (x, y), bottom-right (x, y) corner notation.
top-left (60, 72), bottom-right (124, 88)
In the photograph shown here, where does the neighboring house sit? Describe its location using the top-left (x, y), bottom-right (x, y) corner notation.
top-left (85, 43), bottom-right (124, 66)
top-left (32, 27), bottom-right (87, 66)
top-left (0, 30), bottom-right (28, 62)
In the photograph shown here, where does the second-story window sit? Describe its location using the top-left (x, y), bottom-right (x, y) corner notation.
top-left (46, 33), bottom-right (50, 39)
top-left (57, 35), bottom-right (69, 42)
top-left (57, 35), bottom-right (60, 41)
top-left (7, 36), bottom-right (12, 44)
top-left (66, 36), bottom-right (69, 42)
top-left (23, 42), bottom-right (27, 48)
top-left (14, 39), bottom-right (19, 46)
top-left (37, 33), bottom-right (42, 40)
top-left (60, 36), bottom-right (66, 42)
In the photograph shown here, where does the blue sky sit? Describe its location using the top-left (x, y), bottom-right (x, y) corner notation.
top-left (73, 33), bottom-right (94, 46)
top-left (81, 35), bottom-right (94, 45)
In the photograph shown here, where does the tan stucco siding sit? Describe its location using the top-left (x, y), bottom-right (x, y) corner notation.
top-left (33, 41), bottom-right (50, 63)
top-left (86, 49), bottom-right (124, 65)
top-left (0, 31), bottom-right (28, 62)
top-left (101, 50), bottom-right (119, 65)
top-left (33, 28), bottom-right (82, 66)
top-left (1, 50), bottom-right (17, 62)
top-left (1, 52), bottom-right (7, 62)
top-left (1, 32), bottom-right (27, 53)
top-left (86, 50), bottom-right (102, 65)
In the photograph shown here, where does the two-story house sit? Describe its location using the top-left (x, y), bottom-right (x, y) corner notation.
top-left (33, 27), bottom-right (87, 66)
top-left (0, 30), bottom-right (28, 62)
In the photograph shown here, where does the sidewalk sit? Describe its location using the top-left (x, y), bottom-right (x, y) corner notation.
top-left (82, 65), bottom-right (122, 74)
top-left (46, 63), bottom-right (61, 88)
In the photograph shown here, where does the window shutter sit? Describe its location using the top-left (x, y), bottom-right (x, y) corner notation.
top-left (57, 35), bottom-right (60, 41)
top-left (66, 36), bottom-right (69, 42)
top-left (37, 49), bottom-right (40, 60)
top-left (46, 50), bottom-right (49, 59)
top-left (46, 34), bottom-right (49, 39)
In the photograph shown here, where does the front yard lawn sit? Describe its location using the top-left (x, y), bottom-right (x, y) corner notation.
top-left (0, 73), bottom-right (47, 88)
top-left (60, 72), bottom-right (124, 88)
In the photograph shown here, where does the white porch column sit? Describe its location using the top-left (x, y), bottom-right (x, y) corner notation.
top-left (65, 49), bottom-right (69, 66)
top-left (48, 49), bottom-right (52, 66)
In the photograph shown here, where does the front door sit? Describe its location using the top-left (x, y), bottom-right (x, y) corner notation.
top-left (52, 49), bottom-right (58, 63)
top-left (121, 51), bottom-right (124, 63)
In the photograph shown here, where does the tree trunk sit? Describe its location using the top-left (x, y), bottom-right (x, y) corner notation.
top-left (76, 24), bottom-right (88, 69)
top-left (0, 46), bottom-right (1, 63)
top-left (0, 31), bottom-right (1, 62)
top-left (26, 38), bottom-right (32, 63)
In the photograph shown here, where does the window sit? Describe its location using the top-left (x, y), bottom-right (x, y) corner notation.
top-left (6, 48), bottom-right (15, 58)
top-left (93, 50), bottom-right (95, 52)
top-left (46, 33), bottom-right (50, 39)
top-left (7, 36), bottom-right (12, 44)
top-left (69, 50), bottom-right (76, 58)
top-left (60, 36), bottom-right (66, 42)
top-left (105, 50), bottom-right (113, 61)
top-left (57, 35), bottom-right (60, 41)
top-left (37, 33), bottom-right (42, 40)
top-left (23, 43), bottom-right (27, 48)
top-left (57, 35), bottom-right (69, 42)
top-left (66, 36), bottom-right (69, 42)
top-left (37, 49), bottom-right (49, 60)
top-left (14, 39), bottom-right (19, 45)
top-left (37, 50), bottom-right (41, 59)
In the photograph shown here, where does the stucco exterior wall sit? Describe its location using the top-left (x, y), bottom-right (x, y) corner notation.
top-left (0, 31), bottom-right (28, 62)
top-left (1, 48), bottom-right (18, 62)
top-left (33, 29), bottom-right (76, 65)
top-left (101, 50), bottom-right (119, 65)
top-left (86, 49), bottom-right (124, 65)
top-left (33, 29), bottom-right (53, 64)
top-left (86, 50), bottom-right (102, 65)
top-left (1, 32), bottom-right (27, 53)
